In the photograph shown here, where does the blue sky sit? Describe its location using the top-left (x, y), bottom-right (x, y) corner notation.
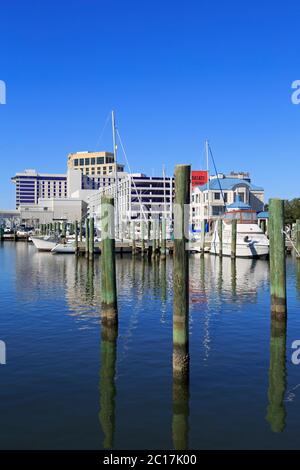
top-left (0, 0), bottom-right (300, 208)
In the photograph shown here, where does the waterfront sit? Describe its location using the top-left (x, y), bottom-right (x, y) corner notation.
top-left (0, 242), bottom-right (300, 449)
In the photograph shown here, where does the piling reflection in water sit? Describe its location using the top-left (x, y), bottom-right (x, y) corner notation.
top-left (266, 317), bottom-right (287, 433)
top-left (231, 259), bottom-right (237, 300)
top-left (99, 317), bottom-right (118, 449)
top-left (172, 375), bottom-right (189, 450)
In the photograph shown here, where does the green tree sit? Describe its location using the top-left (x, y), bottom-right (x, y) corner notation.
top-left (284, 199), bottom-right (300, 225)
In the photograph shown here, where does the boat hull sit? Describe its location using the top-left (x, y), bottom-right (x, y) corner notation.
top-left (51, 243), bottom-right (75, 254)
top-left (210, 221), bottom-right (269, 258)
top-left (31, 236), bottom-right (57, 252)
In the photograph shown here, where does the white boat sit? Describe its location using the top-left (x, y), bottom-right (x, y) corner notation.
top-left (31, 236), bottom-right (58, 252)
top-left (210, 197), bottom-right (269, 258)
top-left (51, 241), bottom-right (76, 254)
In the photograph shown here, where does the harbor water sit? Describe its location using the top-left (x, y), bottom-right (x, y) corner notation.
top-left (1, 242), bottom-right (300, 449)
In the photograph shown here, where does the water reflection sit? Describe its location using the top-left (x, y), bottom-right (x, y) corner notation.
top-left (99, 318), bottom-right (118, 449)
top-left (266, 317), bottom-right (287, 433)
top-left (172, 377), bottom-right (189, 450)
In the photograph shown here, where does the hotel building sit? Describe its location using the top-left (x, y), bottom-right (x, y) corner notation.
top-left (11, 169), bottom-right (67, 209)
top-left (67, 151), bottom-right (124, 178)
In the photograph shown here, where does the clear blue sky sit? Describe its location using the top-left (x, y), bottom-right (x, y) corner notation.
top-left (0, 0), bottom-right (300, 208)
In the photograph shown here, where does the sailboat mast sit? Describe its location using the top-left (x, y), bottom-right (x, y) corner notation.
top-left (205, 139), bottom-right (210, 223)
top-left (111, 110), bottom-right (119, 238)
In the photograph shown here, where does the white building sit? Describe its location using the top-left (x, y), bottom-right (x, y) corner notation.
top-left (88, 172), bottom-right (174, 238)
top-left (11, 169), bottom-right (67, 208)
top-left (191, 172), bottom-right (264, 231)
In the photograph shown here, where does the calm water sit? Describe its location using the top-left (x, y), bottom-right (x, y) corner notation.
top-left (0, 242), bottom-right (300, 449)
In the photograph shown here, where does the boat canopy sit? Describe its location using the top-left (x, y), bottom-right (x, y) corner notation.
top-left (224, 209), bottom-right (257, 223)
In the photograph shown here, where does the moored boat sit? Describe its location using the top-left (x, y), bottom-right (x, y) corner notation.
top-left (210, 197), bottom-right (269, 258)
top-left (31, 236), bottom-right (58, 252)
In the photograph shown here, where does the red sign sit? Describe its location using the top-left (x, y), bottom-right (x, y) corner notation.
top-left (191, 170), bottom-right (208, 187)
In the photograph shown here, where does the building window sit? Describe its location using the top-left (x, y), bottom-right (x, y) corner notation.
top-left (74, 159), bottom-right (78, 166)
top-left (80, 158), bottom-right (84, 166)
top-left (85, 158), bottom-right (90, 165)
top-left (214, 192), bottom-right (221, 200)
top-left (97, 157), bottom-right (104, 164)
top-left (91, 158), bottom-right (95, 165)
top-left (212, 206), bottom-right (224, 216)
top-left (238, 192), bottom-right (245, 202)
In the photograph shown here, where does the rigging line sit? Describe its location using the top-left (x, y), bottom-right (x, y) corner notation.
top-left (95, 111), bottom-right (111, 149)
top-left (208, 144), bottom-right (226, 208)
top-left (116, 128), bottom-right (148, 222)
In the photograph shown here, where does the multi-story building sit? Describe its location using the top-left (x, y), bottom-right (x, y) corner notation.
top-left (11, 169), bottom-right (67, 209)
top-left (67, 151), bottom-right (124, 178)
top-left (191, 172), bottom-right (264, 231)
top-left (88, 173), bottom-right (174, 238)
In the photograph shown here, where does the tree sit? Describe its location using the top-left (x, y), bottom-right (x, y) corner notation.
top-left (284, 199), bottom-right (300, 225)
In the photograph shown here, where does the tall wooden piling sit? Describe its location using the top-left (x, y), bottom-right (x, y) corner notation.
top-left (231, 219), bottom-right (237, 259)
top-left (101, 196), bottom-right (118, 325)
top-left (218, 219), bottom-right (223, 257)
top-left (269, 199), bottom-right (287, 319)
top-left (89, 217), bottom-right (94, 260)
top-left (173, 164), bottom-right (190, 382)
top-left (161, 218), bottom-right (167, 260)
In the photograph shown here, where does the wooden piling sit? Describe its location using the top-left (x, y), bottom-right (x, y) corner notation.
top-left (101, 196), bottom-right (118, 325)
top-left (161, 218), bottom-right (167, 260)
top-left (156, 219), bottom-right (160, 255)
top-left (269, 198), bottom-right (287, 319)
top-left (173, 164), bottom-right (190, 382)
top-left (141, 220), bottom-right (145, 255)
top-left (152, 220), bottom-right (157, 259)
top-left (147, 220), bottom-right (152, 260)
top-left (231, 219), bottom-right (237, 259)
top-left (85, 219), bottom-right (90, 259)
top-left (89, 217), bottom-right (94, 260)
top-left (131, 220), bottom-right (136, 256)
top-left (80, 220), bottom-right (83, 242)
top-left (200, 219), bottom-right (205, 257)
top-left (218, 219), bottom-right (223, 257)
top-left (75, 220), bottom-right (79, 256)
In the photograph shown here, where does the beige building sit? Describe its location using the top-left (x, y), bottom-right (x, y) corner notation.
top-left (67, 151), bottom-right (124, 177)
